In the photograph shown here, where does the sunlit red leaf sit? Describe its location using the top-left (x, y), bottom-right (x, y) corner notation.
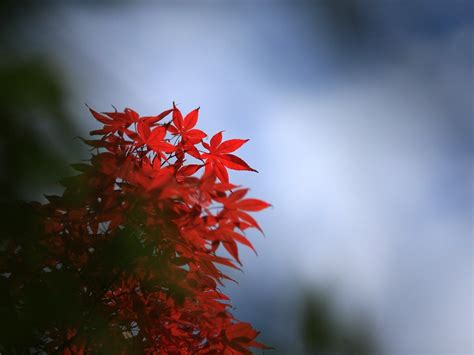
top-left (183, 107), bottom-right (199, 131)
top-left (221, 154), bottom-right (257, 172)
top-left (178, 164), bottom-right (203, 176)
top-left (172, 102), bottom-right (183, 130)
top-left (225, 322), bottom-right (259, 342)
top-left (89, 108), bottom-right (112, 124)
top-left (217, 139), bottom-right (249, 154)
top-left (142, 109), bottom-right (173, 124)
top-left (236, 199), bottom-right (271, 211)
top-left (237, 211), bottom-right (264, 233)
top-left (210, 131), bottom-right (223, 147)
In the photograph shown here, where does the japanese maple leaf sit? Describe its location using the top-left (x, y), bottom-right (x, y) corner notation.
top-left (88, 108), bottom-right (132, 135)
top-left (136, 121), bottom-right (175, 156)
top-left (168, 103), bottom-right (207, 143)
top-left (141, 108), bottom-right (173, 125)
top-left (201, 131), bottom-right (257, 183)
top-left (216, 188), bottom-right (270, 233)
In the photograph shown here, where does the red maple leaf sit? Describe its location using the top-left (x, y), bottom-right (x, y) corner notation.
top-left (201, 131), bottom-right (257, 183)
top-left (136, 121), bottom-right (176, 157)
top-left (168, 103), bottom-right (207, 143)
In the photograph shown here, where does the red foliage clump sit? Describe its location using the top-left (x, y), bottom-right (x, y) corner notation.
top-left (31, 104), bottom-right (270, 353)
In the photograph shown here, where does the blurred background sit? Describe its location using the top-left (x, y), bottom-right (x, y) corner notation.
top-left (1, 0), bottom-right (472, 353)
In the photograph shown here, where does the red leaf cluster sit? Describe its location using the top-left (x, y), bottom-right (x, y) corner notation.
top-left (29, 104), bottom-right (270, 353)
